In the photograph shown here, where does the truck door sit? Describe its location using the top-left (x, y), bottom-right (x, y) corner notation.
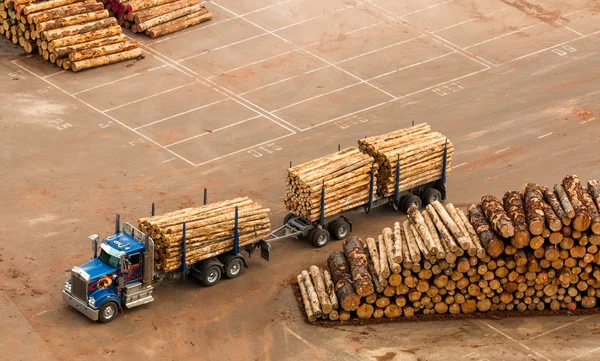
top-left (125, 253), bottom-right (143, 282)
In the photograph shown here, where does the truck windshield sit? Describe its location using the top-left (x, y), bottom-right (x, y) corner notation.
top-left (99, 249), bottom-right (121, 268)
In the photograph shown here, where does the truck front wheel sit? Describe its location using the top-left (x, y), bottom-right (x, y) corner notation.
top-left (98, 301), bottom-right (118, 323)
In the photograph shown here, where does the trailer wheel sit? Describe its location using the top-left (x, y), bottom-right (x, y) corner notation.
top-left (402, 194), bottom-right (422, 213)
top-left (98, 301), bottom-right (118, 323)
top-left (224, 257), bottom-right (244, 279)
top-left (329, 219), bottom-right (350, 240)
top-left (283, 212), bottom-right (295, 225)
top-left (201, 265), bottom-right (222, 287)
top-left (311, 228), bottom-right (330, 248)
top-left (422, 188), bottom-right (442, 205)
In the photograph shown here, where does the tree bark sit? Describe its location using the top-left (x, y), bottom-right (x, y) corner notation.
top-left (42, 17), bottom-right (117, 41)
top-left (503, 190), bottom-right (531, 248)
top-left (132, 0), bottom-right (197, 23)
top-left (446, 203), bottom-right (476, 254)
top-left (309, 265), bottom-right (332, 314)
top-left (555, 184), bottom-right (575, 218)
top-left (297, 274), bottom-right (316, 321)
top-left (135, 4), bottom-right (205, 32)
top-left (69, 40), bottom-right (138, 62)
top-left (588, 180), bottom-right (600, 210)
top-left (542, 186), bottom-right (571, 226)
top-left (481, 195), bottom-right (515, 238)
top-left (301, 270), bottom-right (322, 318)
top-left (71, 48), bottom-right (142, 72)
top-left (377, 235), bottom-right (391, 279)
top-left (467, 204), bottom-right (505, 257)
top-left (52, 33), bottom-right (127, 58)
top-left (457, 207), bottom-right (485, 258)
top-left (382, 227), bottom-right (401, 274)
top-left (37, 10), bottom-right (109, 32)
top-left (408, 204), bottom-right (442, 257)
top-left (29, 1), bottom-right (104, 24)
top-left (22, 0), bottom-right (81, 15)
top-left (563, 175), bottom-right (592, 231)
top-left (146, 11), bottom-right (212, 38)
top-left (581, 188), bottom-right (600, 235)
top-left (125, 0), bottom-right (179, 12)
top-left (322, 266), bottom-right (339, 310)
top-left (426, 204), bottom-right (459, 253)
top-left (365, 237), bottom-right (381, 277)
top-left (392, 222), bottom-right (403, 264)
top-left (343, 237), bottom-right (375, 297)
top-left (431, 201), bottom-right (471, 244)
top-left (327, 251), bottom-right (361, 312)
top-left (48, 24), bottom-right (122, 51)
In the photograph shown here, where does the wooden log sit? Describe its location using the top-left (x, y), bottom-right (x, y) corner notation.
top-left (375, 297), bottom-right (390, 309)
top-left (382, 227), bottom-right (401, 274)
top-left (309, 266), bottom-right (332, 314)
top-left (339, 311), bottom-right (351, 321)
top-left (28, 1), bottom-right (104, 24)
top-left (357, 303), bottom-right (374, 319)
top-left (377, 235), bottom-right (391, 279)
top-left (431, 201), bottom-right (471, 244)
top-left (48, 25), bottom-right (122, 51)
top-left (521, 183), bottom-right (546, 236)
top-left (135, 4), bottom-right (204, 31)
top-left (145, 11), bottom-right (212, 38)
top-left (297, 274), bottom-right (316, 322)
top-left (327, 251), bottom-right (360, 312)
top-left (581, 188), bottom-right (600, 235)
top-left (422, 210), bottom-right (446, 255)
top-left (42, 17), bottom-right (117, 41)
top-left (132, 0), bottom-right (196, 23)
top-left (445, 203), bottom-right (476, 253)
top-left (457, 207), bottom-right (485, 257)
top-left (367, 256), bottom-right (385, 292)
top-left (392, 222), bottom-right (404, 264)
top-left (322, 266), bottom-right (339, 310)
top-left (68, 39), bottom-right (138, 61)
top-left (343, 237), bottom-right (375, 297)
top-left (426, 204), bottom-right (459, 253)
top-left (365, 237), bottom-right (381, 277)
top-left (402, 221), bottom-right (422, 264)
top-left (125, 0), bottom-right (179, 12)
top-left (542, 186), bottom-right (571, 226)
top-left (37, 9), bottom-right (109, 32)
top-left (52, 33), bottom-right (126, 58)
top-left (384, 304), bottom-right (402, 318)
top-left (481, 195), bottom-right (515, 238)
top-left (408, 204), bottom-right (442, 257)
top-left (563, 175), bottom-right (592, 231)
top-left (410, 223), bottom-right (431, 260)
top-left (71, 48), bottom-right (142, 72)
top-left (588, 180), bottom-right (600, 210)
top-left (555, 183), bottom-right (576, 219)
top-left (22, 0), bottom-right (80, 15)
top-left (468, 204), bottom-right (505, 258)
top-left (328, 309), bottom-right (339, 321)
top-left (502, 190), bottom-right (531, 248)
top-left (301, 270), bottom-right (322, 318)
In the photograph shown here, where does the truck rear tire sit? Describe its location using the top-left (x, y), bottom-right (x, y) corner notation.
top-left (311, 228), bottom-right (330, 248)
top-left (98, 301), bottom-right (118, 323)
top-left (201, 265), bottom-right (222, 287)
top-left (224, 256), bottom-right (244, 279)
top-left (329, 219), bottom-right (350, 240)
top-left (422, 188), bottom-right (442, 205)
top-left (402, 194), bottom-right (422, 213)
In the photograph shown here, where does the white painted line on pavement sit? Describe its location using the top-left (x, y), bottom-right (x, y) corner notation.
top-left (454, 162), bottom-right (468, 169)
top-left (537, 132), bottom-right (553, 139)
top-left (581, 117), bottom-right (596, 124)
top-left (495, 147), bottom-right (511, 154)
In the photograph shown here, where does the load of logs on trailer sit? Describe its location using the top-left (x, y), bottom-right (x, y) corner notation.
top-left (138, 197), bottom-right (271, 272)
top-left (104, 0), bottom-right (212, 38)
top-left (358, 122), bottom-right (454, 197)
top-left (284, 147), bottom-right (378, 220)
top-left (1, 0), bottom-right (141, 71)
top-left (296, 175), bottom-right (600, 322)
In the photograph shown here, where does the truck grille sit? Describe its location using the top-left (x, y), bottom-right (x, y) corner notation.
top-left (70, 271), bottom-right (88, 302)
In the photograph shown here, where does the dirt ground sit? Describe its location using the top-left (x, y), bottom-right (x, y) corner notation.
top-left (1, 0), bottom-right (600, 360)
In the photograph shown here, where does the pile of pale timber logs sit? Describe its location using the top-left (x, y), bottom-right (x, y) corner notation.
top-left (138, 197), bottom-right (271, 272)
top-left (103, 0), bottom-right (211, 38)
top-left (284, 147), bottom-right (378, 220)
top-left (358, 123), bottom-right (454, 197)
top-left (297, 175), bottom-right (600, 322)
top-left (1, 0), bottom-right (141, 71)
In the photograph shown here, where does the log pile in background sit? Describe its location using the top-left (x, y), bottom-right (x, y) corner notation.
top-left (139, 197), bottom-right (271, 272)
top-left (284, 147), bottom-right (378, 220)
top-left (103, 0), bottom-right (211, 38)
top-left (297, 175), bottom-right (600, 322)
top-left (1, 0), bottom-right (141, 71)
top-left (358, 123), bottom-right (454, 197)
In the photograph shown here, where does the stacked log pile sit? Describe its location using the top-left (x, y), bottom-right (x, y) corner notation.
top-left (284, 147), bottom-right (378, 220)
top-left (297, 175), bottom-right (600, 322)
top-left (1, 0), bottom-right (141, 71)
top-left (139, 197), bottom-right (271, 272)
top-left (103, 0), bottom-right (211, 38)
top-left (358, 123), bottom-right (454, 197)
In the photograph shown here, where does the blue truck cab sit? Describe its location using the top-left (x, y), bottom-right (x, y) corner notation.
top-left (63, 220), bottom-right (156, 323)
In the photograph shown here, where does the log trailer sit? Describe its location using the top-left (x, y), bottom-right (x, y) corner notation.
top-left (271, 141), bottom-right (450, 248)
top-left (63, 210), bottom-right (270, 323)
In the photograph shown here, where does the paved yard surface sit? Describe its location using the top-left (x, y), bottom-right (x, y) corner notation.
top-left (1, 0), bottom-right (599, 360)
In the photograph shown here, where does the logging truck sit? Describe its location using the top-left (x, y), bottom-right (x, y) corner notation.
top-left (274, 140), bottom-right (450, 248)
top-left (63, 213), bottom-right (270, 323)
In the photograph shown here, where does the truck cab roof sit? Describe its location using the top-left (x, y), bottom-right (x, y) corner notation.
top-left (103, 232), bottom-right (145, 255)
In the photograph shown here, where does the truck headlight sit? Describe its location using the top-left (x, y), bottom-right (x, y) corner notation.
top-left (64, 281), bottom-right (71, 293)
top-left (88, 297), bottom-right (95, 307)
